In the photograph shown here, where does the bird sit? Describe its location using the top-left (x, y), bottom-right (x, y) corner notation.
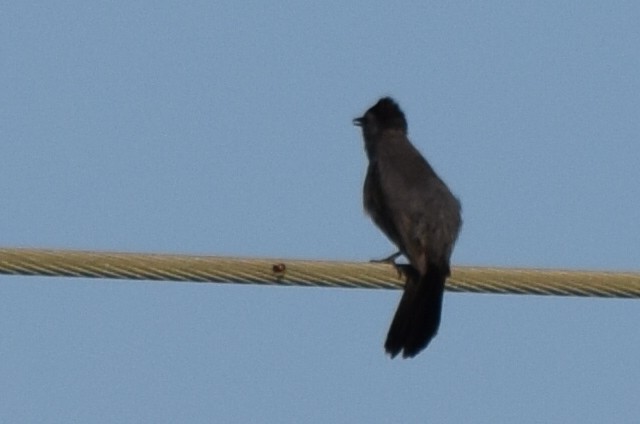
top-left (353, 97), bottom-right (462, 358)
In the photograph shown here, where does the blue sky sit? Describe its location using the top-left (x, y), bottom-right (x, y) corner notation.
top-left (2, 1), bottom-right (639, 422)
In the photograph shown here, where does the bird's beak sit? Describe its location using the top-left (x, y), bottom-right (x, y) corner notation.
top-left (353, 117), bottom-right (364, 127)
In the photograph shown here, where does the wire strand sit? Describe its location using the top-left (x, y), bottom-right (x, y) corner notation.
top-left (1, 248), bottom-right (639, 298)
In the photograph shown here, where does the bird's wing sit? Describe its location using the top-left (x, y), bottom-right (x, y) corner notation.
top-left (375, 133), bottom-right (458, 272)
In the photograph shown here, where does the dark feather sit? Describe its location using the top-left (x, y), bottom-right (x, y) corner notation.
top-left (355, 97), bottom-right (462, 358)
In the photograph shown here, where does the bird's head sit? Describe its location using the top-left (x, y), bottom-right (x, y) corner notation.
top-left (353, 97), bottom-right (408, 138)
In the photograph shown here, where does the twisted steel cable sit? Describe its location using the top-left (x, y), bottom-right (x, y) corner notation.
top-left (1, 248), bottom-right (639, 298)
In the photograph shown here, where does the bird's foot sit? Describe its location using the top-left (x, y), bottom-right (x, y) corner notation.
top-left (369, 251), bottom-right (402, 264)
top-left (370, 252), bottom-right (407, 279)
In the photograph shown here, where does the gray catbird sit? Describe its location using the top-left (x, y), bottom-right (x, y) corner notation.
top-left (354, 97), bottom-right (462, 358)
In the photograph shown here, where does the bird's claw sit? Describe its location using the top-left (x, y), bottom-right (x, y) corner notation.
top-left (369, 251), bottom-right (402, 264)
top-left (370, 252), bottom-right (407, 279)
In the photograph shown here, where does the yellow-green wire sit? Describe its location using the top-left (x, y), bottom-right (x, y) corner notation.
top-left (1, 248), bottom-right (639, 298)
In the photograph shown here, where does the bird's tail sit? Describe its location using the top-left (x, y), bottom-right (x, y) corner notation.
top-left (384, 263), bottom-right (448, 359)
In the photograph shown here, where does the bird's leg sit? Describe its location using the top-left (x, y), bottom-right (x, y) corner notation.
top-left (369, 251), bottom-right (402, 264)
top-left (370, 251), bottom-right (405, 279)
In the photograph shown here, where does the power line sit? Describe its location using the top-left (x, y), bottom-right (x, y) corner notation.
top-left (1, 247), bottom-right (639, 298)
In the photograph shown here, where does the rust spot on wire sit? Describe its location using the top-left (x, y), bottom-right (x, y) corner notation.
top-left (272, 263), bottom-right (286, 278)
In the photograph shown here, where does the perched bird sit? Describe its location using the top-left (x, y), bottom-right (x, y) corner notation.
top-left (354, 97), bottom-right (462, 358)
